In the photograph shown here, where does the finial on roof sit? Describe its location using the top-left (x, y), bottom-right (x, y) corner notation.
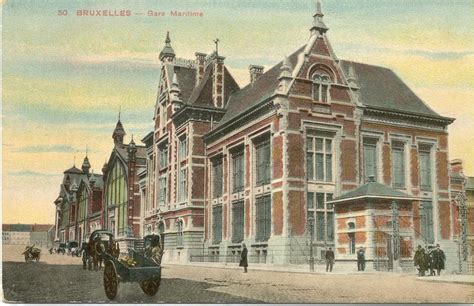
top-left (213, 38), bottom-right (220, 56)
top-left (73, 156), bottom-right (76, 167)
top-left (160, 31), bottom-right (176, 62)
top-left (311, 0), bottom-right (329, 35)
top-left (118, 106), bottom-right (121, 121)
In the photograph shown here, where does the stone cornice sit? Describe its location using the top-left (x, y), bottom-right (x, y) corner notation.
top-left (363, 107), bottom-right (454, 131)
top-left (172, 104), bottom-right (226, 129)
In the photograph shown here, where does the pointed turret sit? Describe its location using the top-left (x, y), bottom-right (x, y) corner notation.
top-left (310, 0), bottom-right (329, 35)
top-left (81, 154), bottom-right (91, 176)
top-left (112, 116), bottom-right (126, 147)
top-left (127, 135), bottom-right (137, 162)
top-left (159, 31), bottom-right (175, 62)
top-left (170, 72), bottom-right (183, 112)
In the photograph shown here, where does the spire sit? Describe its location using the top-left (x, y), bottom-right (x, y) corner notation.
top-left (81, 151), bottom-right (91, 176)
top-left (112, 115), bottom-right (126, 147)
top-left (128, 134), bottom-right (137, 161)
top-left (159, 31), bottom-right (175, 62)
top-left (311, 0), bottom-right (329, 35)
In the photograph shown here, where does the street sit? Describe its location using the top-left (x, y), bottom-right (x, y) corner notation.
top-left (2, 245), bottom-right (473, 303)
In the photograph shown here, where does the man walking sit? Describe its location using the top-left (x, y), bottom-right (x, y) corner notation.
top-left (325, 247), bottom-right (335, 272)
top-left (433, 244), bottom-right (446, 276)
top-left (414, 245), bottom-right (428, 276)
top-left (357, 246), bottom-right (366, 271)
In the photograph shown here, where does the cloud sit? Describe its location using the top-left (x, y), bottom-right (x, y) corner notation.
top-left (13, 145), bottom-right (94, 153)
top-left (8, 170), bottom-right (61, 177)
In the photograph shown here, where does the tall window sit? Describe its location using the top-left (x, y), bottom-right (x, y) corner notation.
top-left (212, 158), bottom-right (223, 198)
top-left (78, 187), bottom-right (88, 221)
top-left (160, 101), bottom-right (167, 128)
top-left (232, 150), bottom-right (245, 193)
top-left (158, 175), bottom-right (167, 204)
top-left (178, 136), bottom-right (187, 161)
top-left (212, 205), bottom-right (223, 244)
top-left (419, 144), bottom-right (432, 191)
top-left (307, 136), bottom-right (333, 182)
top-left (61, 202), bottom-right (69, 228)
top-left (307, 192), bottom-right (334, 242)
top-left (348, 233), bottom-right (356, 254)
top-left (312, 73), bottom-right (331, 102)
top-left (391, 141), bottom-right (405, 188)
top-left (255, 140), bottom-right (271, 186)
top-left (176, 219), bottom-right (184, 246)
top-left (158, 142), bottom-right (168, 169)
top-left (105, 162), bottom-right (128, 235)
top-left (363, 138), bottom-right (378, 182)
top-left (420, 201), bottom-right (434, 244)
top-left (255, 195), bottom-right (271, 242)
top-left (232, 201), bottom-right (244, 243)
top-left (178, 168), bottom-right (187, 202)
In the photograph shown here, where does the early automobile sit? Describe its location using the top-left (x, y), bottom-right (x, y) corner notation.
top-left (102, 234), bottom-right (163, 300)
top-left (57, 243), bottom-right (66, 255)
top-left (67, 241), bottom-right (80, 256)
top-left (22, 245), bottom-right (41, 262)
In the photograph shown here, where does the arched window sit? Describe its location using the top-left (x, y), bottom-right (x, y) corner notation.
top-left (176, 219), bottom-right (184, 247)
top-left (312, 73), bottom-right (332, 102)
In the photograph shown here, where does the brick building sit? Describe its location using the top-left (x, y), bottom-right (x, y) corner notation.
top-left (102, 118), bottom-right (146, 250)
top-left (54, 156), bottom-right (103, 245)
top-left (137, 1), bottom-right (470, 272)
top-left (3, 224), bottom-right (53, 248)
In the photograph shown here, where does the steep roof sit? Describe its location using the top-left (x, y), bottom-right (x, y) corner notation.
top-left (218, 45), bottom-right (305, 125)
top-left (340, 61), bottom-right (445, 119)
top-left (165, 64), bottom-right (196, 103)
top-left (328, 181), bottom-right (416, 204)
top-left (64, 166), bottom-right (83, 175)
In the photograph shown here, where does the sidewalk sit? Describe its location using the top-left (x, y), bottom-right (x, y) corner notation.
top-left (416, 274), bottom-right (474, 286)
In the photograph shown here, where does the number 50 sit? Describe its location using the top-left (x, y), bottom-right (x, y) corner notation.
top-left (58, 10), bottom-right (68, 16)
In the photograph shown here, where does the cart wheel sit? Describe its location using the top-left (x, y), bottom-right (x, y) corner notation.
top-left (140, 277), bottom-right (161, 296)
top-left (103, 261), bottom-right (118, 300)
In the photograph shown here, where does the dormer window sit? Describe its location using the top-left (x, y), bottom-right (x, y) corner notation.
top-left (312, 73), bottom-right (331, 102)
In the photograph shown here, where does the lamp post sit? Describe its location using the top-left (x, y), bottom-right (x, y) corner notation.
top-left (308, 216), bottom-right (315, 272)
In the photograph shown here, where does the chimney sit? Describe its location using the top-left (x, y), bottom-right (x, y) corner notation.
top-left (195, 52), bottom-right (206, 86)
top-left (212, 53), bottom-right (225, 108)
top-left (249, 65), bottom-right (264, 84)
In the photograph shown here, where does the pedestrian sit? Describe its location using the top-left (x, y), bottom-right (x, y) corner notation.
top-left (357, 246), bottom-right (366, 271)
top-left (427, 245), bottom-right (436, 276)
top-left (433, 244), bottom-right (446, 276)
top-left (414, 245), bottom-right (428, 276)
top-left (325, 247), bottom-right (335, 272)
top-left (239, 243), bottom-right (248, 273)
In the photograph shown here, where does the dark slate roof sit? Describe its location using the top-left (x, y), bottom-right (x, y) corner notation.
top-left (166, 64), bottom-right (196, 103)
top-left (64, 166), bottom-right (83, 174)
top-left (340, 60), bottom-right (444, 119)
top-left (89, 173), bottom-right (104, 189)
top-left (4, 224), bottom-right (33, 232)
top-left (218, 45), bottom-right (305, 125)
top-left (328, 181), bottom-right (415, 204)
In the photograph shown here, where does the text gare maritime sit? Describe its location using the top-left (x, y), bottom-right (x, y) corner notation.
top-left (74, 10), bottom-right (204, 17)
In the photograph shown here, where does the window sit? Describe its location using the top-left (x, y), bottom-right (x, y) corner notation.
top-left (419, 144), bottom-right (432, 191)
top-left (176, 219), bottom-right (184, 246)
top-left (312, 73), bottom-right (331, 102)
top-left (348, 233), bottom-right (356, 254)
top-left (178, 136), bottom-right (187, 161)
top-left (232, 150), bottom-right (245, 193)
top-left (391, 141), bottom-right (405, 188)
top-left (420, 201), bottom-right (434, 244)
top-left (212, 158), bottom-right (223, 198)
top-left (307, 136), bottom-right (333, 182)
top-left (363, 138), bottom-right (378, 182)
top-left (78, 187), bottom-right (88, 222)
top-left (158, 176), bottom-right (167, 204)
top-left (178, 168), bottom-right (187, 202)
top-left (232, 201), bottom-right (244, 243)
top-left (255, 140), bottom-right (271, 185)
top-left (160, 101), bottom-right (167, 128)
top-left (212, 205), bottom-right (223, 244)
top-left (158, 143), bottom-right (168, 169)
top-left (255, 195), bottom-right (271, 241)
top-left (307, 192), bottom-right (334, 242)
top-left (105, 162), bottom-right (128, 235)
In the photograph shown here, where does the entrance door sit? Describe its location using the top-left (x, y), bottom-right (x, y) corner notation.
top-left (386, 235), bottom-right (394, 271)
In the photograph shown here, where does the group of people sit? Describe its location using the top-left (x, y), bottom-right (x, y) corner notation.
top-left (414, 244), bottom-right (446, 276)
top-left (324, 246), bottom-right (366, 272)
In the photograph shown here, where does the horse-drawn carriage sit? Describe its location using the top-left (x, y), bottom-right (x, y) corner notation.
top-left (85, 230), bottom-right (119, 271)
top-left (102, 234), bottom-right (163, 300)
top-left (22, 245), bottom-right (41, 262)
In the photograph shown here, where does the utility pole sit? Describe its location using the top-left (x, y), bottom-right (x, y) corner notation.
top-left (308, 216), bottom-right (315, 272)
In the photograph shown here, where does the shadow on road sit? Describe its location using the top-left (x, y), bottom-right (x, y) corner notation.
top-left (2, 261), bottom-right (262, 303)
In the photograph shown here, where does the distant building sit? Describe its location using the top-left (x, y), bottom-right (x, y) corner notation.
top-left (2, 224), bottom-right (53, 247)
top-left (54, 155), bottom-right (104, 245)
top-left (465, 176), bottom-right (474, 274)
